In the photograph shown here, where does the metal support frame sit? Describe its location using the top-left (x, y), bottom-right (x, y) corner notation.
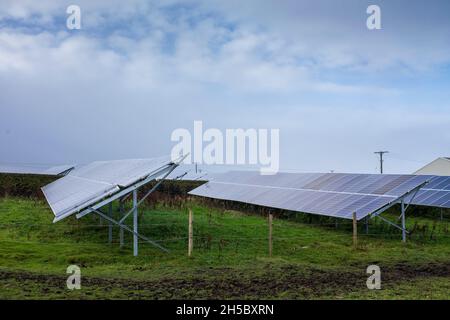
top-left (401, 200), bottom-right (406, 242)
top-left (76, 164), bottom-right (174, 220)
top-left (88, 163), bottom-right (179, 254)
top-left (108, 202), bottom-right (113, 244)
top-left (370, 182), bottom-right (425, 218)
top-left (376, 214), bottom-right (408, 233)
top-left (90, 207), bottom-right (169, 253)
top-left (119, 201), bottom-right (124, 248)
top-left (133, 190), bottom-right (138, 256)
top-left (118, 169), bottom-right (175, 224)
top-left (369, 182), bottom-right (428, 242)
top-left (71, 155), bottom-right (187, 256)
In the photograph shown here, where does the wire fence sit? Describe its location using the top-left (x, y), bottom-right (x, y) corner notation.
top-left (1, 225), bottom-right (449, 245)
top-left (1, 201), bottom-right (449, 260)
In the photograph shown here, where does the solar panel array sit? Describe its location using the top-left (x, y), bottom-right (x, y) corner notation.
top-left (407, 176), bottom-right (450, 208)
top-left (189, 171), bottom-right (432, 220)
top-left (0, 164), bottom-right (74, 175)
top-left (42, 157), bottom-right (173, 222)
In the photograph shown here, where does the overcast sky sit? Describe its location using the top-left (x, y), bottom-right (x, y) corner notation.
top-left (1, 0), bottom-right (449, 174)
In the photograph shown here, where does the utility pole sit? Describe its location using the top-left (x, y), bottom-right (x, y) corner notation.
top-left (374, 151), bottom-right (389, 174)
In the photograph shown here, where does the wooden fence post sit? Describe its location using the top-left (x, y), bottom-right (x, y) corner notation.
top-left (188, 208), bottom-right (193, 257)
top-left (269, 213), bottom-right (273, 257)
top-left (352, 212), bottom-right (357, 249)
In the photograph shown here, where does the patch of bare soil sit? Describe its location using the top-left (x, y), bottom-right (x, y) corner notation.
top-left (1, 262), bottom-right (449, 299)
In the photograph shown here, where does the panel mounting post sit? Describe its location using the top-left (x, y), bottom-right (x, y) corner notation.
top-left (108, 202), bottom-right (113, 244)
top-left (133, 189), bottom-right (138, 256)
top-left (119, 201), bottom-right (124, 248)
top-left (401, 200), bottom-right (406, 243)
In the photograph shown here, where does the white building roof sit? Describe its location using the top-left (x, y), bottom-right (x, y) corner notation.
top-left (414, 157), bottom-right (450, 176)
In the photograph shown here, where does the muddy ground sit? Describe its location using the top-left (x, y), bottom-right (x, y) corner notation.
top-left (1, 262), bottom-right (449, 299)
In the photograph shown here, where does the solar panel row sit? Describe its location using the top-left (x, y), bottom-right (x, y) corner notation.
top-left (189, 171), bottom-right (432, 220)
top-left (203, 171), bottom-right (432, 197)
top-left (42, 157), bottom-right (174, 222)
top-left (0, 164), bottom-right (74, 175)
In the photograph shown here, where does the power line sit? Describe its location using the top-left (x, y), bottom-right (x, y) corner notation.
top-left (374, 151), bottom-right (389, 174)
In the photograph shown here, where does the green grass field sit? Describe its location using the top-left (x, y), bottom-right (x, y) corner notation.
top-left (0, 197), bottom-right (449, 299)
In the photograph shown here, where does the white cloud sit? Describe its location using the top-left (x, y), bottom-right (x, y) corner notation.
top-left (0, 1), bottom-right (449, 172)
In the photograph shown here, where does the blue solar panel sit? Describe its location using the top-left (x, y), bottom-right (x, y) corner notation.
top-left (409, 176), bottom-right (450, 208)
top-left (189, 171), bottom-right (432, 220)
